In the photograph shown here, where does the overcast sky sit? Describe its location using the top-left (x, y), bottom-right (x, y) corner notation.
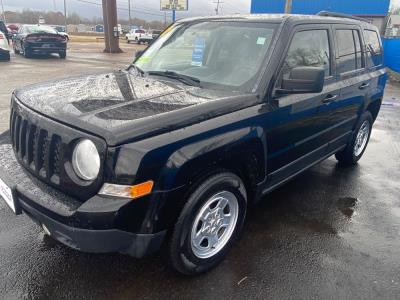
top-left (2, 0), bottom-right (250, 21)
top-left (2, 0), bottom-right (400, 22)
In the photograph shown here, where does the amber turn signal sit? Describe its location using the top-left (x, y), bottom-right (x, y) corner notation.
top-left (99, 180), bottom-right (154, 199)
top-left (130, 181), bottom-right (154, 198)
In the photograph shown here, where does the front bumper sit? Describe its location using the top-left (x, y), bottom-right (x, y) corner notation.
top-left (0, 132), bottom-right (166, 257)
top-left (25, 42), bottom-right (66, 54)
top-left (0, 47), bottom-right (10, 60)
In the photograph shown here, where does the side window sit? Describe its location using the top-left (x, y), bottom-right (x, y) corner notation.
top-left (353, 30), bottom-right (363, 69)
top-left (281, 29), bottom-right (331, 80)
top-left (364, 30), bottom-right (383, 67)
top-left (336, 29), bottom-right (363, 74)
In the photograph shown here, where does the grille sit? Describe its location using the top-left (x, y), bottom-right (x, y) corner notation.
top-left (10, 107), bottom-right (62, 185)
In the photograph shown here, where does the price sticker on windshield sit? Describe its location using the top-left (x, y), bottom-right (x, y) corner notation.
top-left (191, 37), bottom-right (206, 67)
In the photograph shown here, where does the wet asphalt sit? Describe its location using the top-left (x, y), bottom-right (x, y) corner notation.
top-left (0, 45), bottom-right (400, 299)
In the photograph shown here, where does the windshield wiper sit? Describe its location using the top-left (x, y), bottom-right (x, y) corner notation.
top-left (147, 70), bottom-right (201, 87)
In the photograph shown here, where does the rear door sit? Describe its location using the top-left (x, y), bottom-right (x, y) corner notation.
top-left (266, 24), bottom-right (340, 185)
top-left (327, 25), bottom-right (369, 151)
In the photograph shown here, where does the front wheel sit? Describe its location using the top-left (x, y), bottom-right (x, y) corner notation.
top-left (335, 112), bottom-right (373, 165)
top-left (168, 172), bottom-right (247, 275)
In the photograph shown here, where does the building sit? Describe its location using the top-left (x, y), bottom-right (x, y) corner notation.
top-left (250, 0), bottom-right (390, 33)
top-left (386, 15), bottom-right (400, 36)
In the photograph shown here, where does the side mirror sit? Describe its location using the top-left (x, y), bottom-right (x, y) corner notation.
top-left (279, 66), bottom-right (325, 94)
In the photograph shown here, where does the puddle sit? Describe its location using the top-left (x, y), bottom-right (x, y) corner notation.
top-left (337, 197), bottom-right (358, 217)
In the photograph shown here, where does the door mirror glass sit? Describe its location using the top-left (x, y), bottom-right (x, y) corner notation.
top-left (279, 66), bottom-right (325, 94)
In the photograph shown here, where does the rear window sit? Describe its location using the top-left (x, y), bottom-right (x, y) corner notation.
top-left (136, 30), bottom-right (145, 33)
top-left (335, 29), bottom-right (363, 74)
top-left (364, 29), bottom-right (383, 67)
top-left (26, 25), bottom-right (57, 34)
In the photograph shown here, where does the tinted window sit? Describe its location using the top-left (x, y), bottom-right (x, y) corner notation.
top-left (364, 30), bottom-right (382, 67)
top-left (336, 29), bottom-right (363, 73)
top-left (282, 30), bottom-right (330, 80)
top-left (353, 30), bottom-right (363, 69)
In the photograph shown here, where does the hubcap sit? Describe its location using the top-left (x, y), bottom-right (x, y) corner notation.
top-left (354, 120), bottom-right (370, 157)
top-left (191, 191), bottom-right (239, 259)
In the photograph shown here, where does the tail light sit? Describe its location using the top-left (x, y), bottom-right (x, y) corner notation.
top-left (56, 36), bottom-right (67, 43)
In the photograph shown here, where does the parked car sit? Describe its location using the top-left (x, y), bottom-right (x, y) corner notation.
top-left (0, 20), bottom-right (10, 42)
top-left (0, 12), bottom-right (386, 275)
top-left (0, 30), bottom-right (10, 61)
top-left (51, 25), bottom-right (69, 41)
top-left (151, 29), bottom-right (162, 40)
top-left (6, 24), bottom-right (19, 37)
top-left (126, 29), bottom-right (153, 44)
top-left (12, 24), bottom-right (67, 58)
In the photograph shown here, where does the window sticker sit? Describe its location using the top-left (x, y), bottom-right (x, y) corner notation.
top-left (191, 37), bottom-right (206, 66)
top-left (257, 37), bottom-right (266, 45)
top-left (136, 56), bottom-right (151, 64)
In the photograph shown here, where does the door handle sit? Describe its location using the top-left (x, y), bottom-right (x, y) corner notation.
top-left (359, 82), bottom-right (370, 90)
top-left (322, 94), bottom-right (338, 104)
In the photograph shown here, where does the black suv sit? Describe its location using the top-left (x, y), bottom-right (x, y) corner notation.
top-left (0, 13), bottom-right (387, 275)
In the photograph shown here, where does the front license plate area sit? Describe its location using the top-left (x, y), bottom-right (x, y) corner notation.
top-left (0, 175), bottom-right (21, 215)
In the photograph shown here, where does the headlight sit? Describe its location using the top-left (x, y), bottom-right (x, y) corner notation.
top-left (72, 139), bottom-right (100, 181)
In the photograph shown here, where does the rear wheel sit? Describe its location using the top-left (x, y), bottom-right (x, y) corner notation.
top-left (335, 112), bottom-right (373, 165)
top-left (59, 51), bottom-right (66, 59)
top-left (168, 171), bottom-right (247, 275)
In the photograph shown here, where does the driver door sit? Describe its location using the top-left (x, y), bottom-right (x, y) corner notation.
top-left (266, 25), bottom-right (340, 186)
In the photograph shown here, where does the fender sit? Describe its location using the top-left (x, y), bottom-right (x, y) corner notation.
top-left (161, 126), bottom-right (267, 191)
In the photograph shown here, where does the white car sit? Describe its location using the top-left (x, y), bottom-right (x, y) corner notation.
top-left (0, 30), bottom-right (10, 61)
top-left (126, 29), bottom-right (153, 44)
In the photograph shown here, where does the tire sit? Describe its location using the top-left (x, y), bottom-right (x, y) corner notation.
top-left (168, 171), bottom-right (247, 275)
top-left (335, 112), bottom-right (373, 165)
top-left (13, 44), bottom-right (20, 54)
top-left (59, 51), bottom-right (66, 59)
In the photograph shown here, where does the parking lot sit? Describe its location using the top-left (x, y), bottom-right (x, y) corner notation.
top-left (1, 42), bottom-right (400, 299)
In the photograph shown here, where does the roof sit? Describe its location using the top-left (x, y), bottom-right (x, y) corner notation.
top-left (177, 13), bottom-right (368, 25)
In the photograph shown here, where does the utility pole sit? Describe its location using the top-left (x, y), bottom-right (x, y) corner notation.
top-left (0, 0), bottom-right (6, 22)
top-left (284, 0), bottom-right (292, 14)
top-left (63, 0), bottom-right (67, 32)
top-left (102, 0), bottom-right (122, 53)
top-left (214, 0), bottom-right (223, 15)
top-left (128, 0), bottom-right (132, 26)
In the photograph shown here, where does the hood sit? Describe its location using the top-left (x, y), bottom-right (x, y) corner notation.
top-left (15, 69), bottom-right (257, 146)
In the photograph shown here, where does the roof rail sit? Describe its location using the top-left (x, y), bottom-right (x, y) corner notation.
top-left (317, 11), bottom-right (369, 23)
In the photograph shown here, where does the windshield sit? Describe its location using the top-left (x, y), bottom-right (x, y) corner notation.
top-left (134, 21), bottom-right (277, 92)
top-left (26, 25), bottom-right (57, 34)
